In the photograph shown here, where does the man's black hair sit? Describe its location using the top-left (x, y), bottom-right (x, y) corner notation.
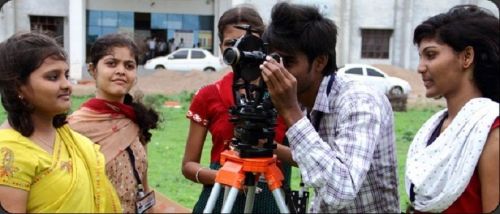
top-left (263, 2), bottom-right (338, 76)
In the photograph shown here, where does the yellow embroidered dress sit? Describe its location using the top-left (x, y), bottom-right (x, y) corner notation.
top-left (0, 125), bottom-right (122, 213)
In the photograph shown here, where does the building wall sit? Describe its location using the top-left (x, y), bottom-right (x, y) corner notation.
top-left (84, 0), bottom-right (220, 79)
top-left (0, 0), bottom-right (75, 76)
top-left (0, 0), bottom-right (69, 48)
top-left (86, 0), bottom-right (215, 15)
top-left (0, 0), bottom-right (16, 41)
top-left (405, 0), bottom-right (498, 70)
top-left (242, 0), bottom-right (498, 71)
top-left (213, 0), bottom-right (233, 56)
top-left (15, 0), bottom-right (68, 30)
top-left (347, 0), bottom-right (396, 65)
top-left (85, 0), bottom-right (217, 49)
top-left (69, 0), bottom-right (85, 80)
top-left (1, 0), bottom-right (498, 80)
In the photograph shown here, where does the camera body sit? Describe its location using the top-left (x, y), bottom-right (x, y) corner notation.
top-left (223, 24), bottom-right (278, 158)
top-left (223, 24), bottom-right (279, 82)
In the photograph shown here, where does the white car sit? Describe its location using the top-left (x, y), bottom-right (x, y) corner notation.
top-left (144, 48), bottom-right (228, 72)
top-left (337, 64), bottom-right (411, 97)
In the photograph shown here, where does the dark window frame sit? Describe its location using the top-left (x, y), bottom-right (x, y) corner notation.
top-left (172, 50), bottom-right (188, 59)
top-left (345, 67), bottom-right (363, 75)
top-left (191, 50), bottom-right (206, 59)
top-left (361, 29), bottom-right (393, 59)
top-left (30, 16), bottom-right (64, 46)
top-left (367, 68), bottom-right (385, 77)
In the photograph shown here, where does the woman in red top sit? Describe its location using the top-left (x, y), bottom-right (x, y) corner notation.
top-left (182, 5), bottom-right (295, 213)
top-left (405, 5), bottom-right (499, 213)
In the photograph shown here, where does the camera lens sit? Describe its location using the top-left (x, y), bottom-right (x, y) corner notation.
top-left (223, 47), bottom-right (240, 65)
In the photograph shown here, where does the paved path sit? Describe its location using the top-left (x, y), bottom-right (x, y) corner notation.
top-left (152, 190), bottom-right (191, 213)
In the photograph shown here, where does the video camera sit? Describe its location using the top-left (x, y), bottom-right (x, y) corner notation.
top-left (223, 24), bottom-right (280, 158)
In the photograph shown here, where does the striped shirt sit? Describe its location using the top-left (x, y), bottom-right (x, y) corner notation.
top-left (287, 75), bottom-right (400, 213)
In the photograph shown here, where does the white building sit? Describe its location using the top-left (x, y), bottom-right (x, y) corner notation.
top-left (0, 0), bottom-right (497, 80)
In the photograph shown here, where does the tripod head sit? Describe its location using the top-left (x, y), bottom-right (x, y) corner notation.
top-left (226, 24), bottom-right (279, 158)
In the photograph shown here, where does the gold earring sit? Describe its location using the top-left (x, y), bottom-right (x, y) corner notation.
top-left (18, 95), bottom-right (23, 100)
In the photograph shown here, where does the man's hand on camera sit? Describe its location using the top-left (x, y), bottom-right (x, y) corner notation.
top-left (260, 56), bottom-right (303, 127)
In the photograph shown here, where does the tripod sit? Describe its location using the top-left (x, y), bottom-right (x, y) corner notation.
top-left (203, 150), bottom-right (290, 213)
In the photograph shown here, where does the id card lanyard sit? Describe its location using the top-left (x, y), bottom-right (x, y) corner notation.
top-left (125, 146), bottom-right (155, 213)
top-left (125, 146), bottom-right (146, 197)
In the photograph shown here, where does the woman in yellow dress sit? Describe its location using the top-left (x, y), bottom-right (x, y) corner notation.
top-left (0, 32), bottom-right (121, 213)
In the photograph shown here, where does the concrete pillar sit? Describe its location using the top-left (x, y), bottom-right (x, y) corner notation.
top-left (69, 0), bottom-right (85, 81)
top-left (402, 0), bottom-right (414, 70)
top-left (213, 0), bottom-right (233, 57)
top-left (339, 0), bottom-right (351, 65)
top-left (0, 0), bottom-right (16, 42)
top-left (392, 0), bottom-right (405, 68)
top-left (392, 0), bottom-right (414, 70)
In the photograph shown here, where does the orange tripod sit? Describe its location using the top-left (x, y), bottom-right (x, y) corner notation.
top-left (203, 150), bottom-right (290, 213)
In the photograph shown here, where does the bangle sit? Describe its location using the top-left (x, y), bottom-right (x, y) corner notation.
top-left (195, 167), bottom-right (205, 183)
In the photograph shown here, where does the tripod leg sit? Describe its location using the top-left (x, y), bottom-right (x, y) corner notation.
top-left (221, 187), bottom-right (239, 213)
top-left (244, 186), bottom-right (256, 213)
top-left (203, 183), bottom-right (222, 213)
top-left (272, 188), bottom-right (290, 213)
top-left (223, 185), bottom-right (230, 203)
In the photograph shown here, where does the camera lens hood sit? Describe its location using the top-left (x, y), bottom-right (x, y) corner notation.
top-left (223, 47), bottom-right (240, 65)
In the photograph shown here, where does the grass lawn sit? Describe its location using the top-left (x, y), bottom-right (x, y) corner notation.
top-left (393, 108), bottom-right (438, 210)
top-left (0, 94), bottom-right (439, 211)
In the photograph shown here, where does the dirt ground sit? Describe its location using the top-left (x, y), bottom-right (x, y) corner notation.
top-left (73, 65), bottom-right (445, 109)
top-left (72, 68), bottom-right (231, 96)
top-left (371, 64), bottom-right (445, 108)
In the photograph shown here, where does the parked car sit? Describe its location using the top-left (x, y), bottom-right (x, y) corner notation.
top-left (144, 48), bottom-right (228, 72)
top-left (337, 64), bottom-right (411, 97)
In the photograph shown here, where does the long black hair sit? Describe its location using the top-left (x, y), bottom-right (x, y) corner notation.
top-left (413, 5), bottom-right (499, 102)
top-left (0, 32), bottom-right (68, 136)
top-left (90, 33), bottom-right (160, 144)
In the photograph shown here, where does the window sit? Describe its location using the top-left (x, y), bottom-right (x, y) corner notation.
top-left (118, 12), bottom-right (134, 28)
top-left (345, 68), bottom-right (363, 75)
top-left (172, 50), bottom-right (188, 59)
top-left (30, 16), bottom-right (64, 45)
top-left (367, 68), bottom-right (384, 77)
top-left (151, 13), bottom-right (168, 29)
top-left (191, 50), bottom-right (206, 59)
top-left (199, 16), bottom-right (214, 31)
top-left (183, 15), bottom-right (199, 30)
top-left (101, 11), bottom-right (118, 27)
top-left (87, 10), bottom-right (133, 43)
top-left (361, 29), bottom-right (392, 59)
top-left (167, 14), bottom-right (183, 29)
